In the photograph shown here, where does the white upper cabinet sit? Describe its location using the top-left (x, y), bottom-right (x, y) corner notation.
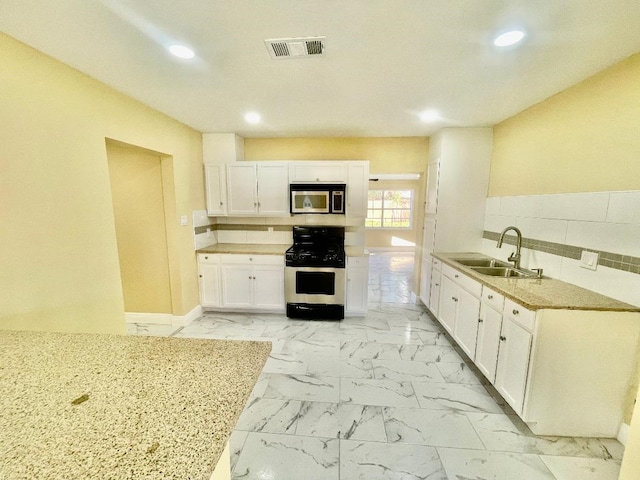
top-left (226, 162), bottom-right (289, 216)
top-left (256, 163), bottom-right (289, 215)
top-left (204, 164), bottom-right (227, 215)
top-left (424, 159), bottom-right (439, 215)
top-left (346, 161), bottom-right (369, 217)
top-left (289, 161), bottom-right (346, 182)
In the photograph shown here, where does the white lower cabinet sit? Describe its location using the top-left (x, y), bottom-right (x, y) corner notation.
top-left (346, 256), bottom-right (369, 315)
top-left (199, 254), bottom-right (284, 312)
top-left (430, 258), bottom-right (640, 438)
top-left (428, 260), bottom-right (441, 316)
top-left (494, 314), bottom-right (532, 415)
top-left (198, 254), bottom-right (222, 307)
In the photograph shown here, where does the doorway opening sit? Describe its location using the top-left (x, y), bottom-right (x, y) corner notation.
top-left (106, 140), bottom-right (174, 318)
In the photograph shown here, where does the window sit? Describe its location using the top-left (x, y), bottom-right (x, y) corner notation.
top-left (366, 189), bottom-right (413, 228)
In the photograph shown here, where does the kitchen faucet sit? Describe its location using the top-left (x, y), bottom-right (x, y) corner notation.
top-left (497, 226), bottom-right (523, 269)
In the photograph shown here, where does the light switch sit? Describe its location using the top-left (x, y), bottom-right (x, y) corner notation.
top-left (180, 215), bottom-right (188, 226)
top-left (580, 250), bottom-right (599, 271)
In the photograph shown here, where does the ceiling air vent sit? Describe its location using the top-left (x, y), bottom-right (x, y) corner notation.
top-left (264, 36), bottom-right (326, 59)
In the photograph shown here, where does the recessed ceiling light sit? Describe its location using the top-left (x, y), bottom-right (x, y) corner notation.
top-left (168, 45), bottom-right (195, 59)
top-left (493, 30), bottom-right (526, 47)
top-left (244, 112), bottom-right (261, 124)
top-left (419, 109), bottom-right (441, 123)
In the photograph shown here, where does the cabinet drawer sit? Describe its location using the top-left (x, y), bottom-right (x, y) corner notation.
top-left (431, 257), bottom-right (442, 272)
top-left (198, 253), bottom-right (220, 264)
top-left (442, 264), bottom-right (482, 298)
top-left (348, 256), bottom-right (369, 267)
top-left (219, 254), bottom-right (284, 266)
top-left (504, 298), bottom-right (535, 331)
top-left (482, 286), bottom-right (504, 312)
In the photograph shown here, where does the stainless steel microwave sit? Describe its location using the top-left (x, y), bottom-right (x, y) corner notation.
top-left (290, 183), bottom-right (346, 214)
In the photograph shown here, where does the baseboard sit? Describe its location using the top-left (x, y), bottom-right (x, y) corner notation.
top-left (173, 305), bottom-right (203, 327)
top-left (125, 305), bottom-right (203, 327)
top-left (618, 422), bottom-right (630, 445)
top-left (366, 247), bottom-right (415, 253)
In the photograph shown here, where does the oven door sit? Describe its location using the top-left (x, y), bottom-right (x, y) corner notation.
top-left (285, 266), bottom-right (345, 305)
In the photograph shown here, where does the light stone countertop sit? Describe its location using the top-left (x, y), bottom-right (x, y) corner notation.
top-left (0, 331), bottom-right (271, 480)
top-left (434, 252), bottom-right (640, 312)
top-left (196, 243), bottom-right (369, 257)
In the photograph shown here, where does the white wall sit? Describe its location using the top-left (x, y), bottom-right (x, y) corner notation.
top-left (482, 191), bottom-right (640, 308)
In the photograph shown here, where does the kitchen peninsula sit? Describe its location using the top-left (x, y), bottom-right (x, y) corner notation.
top-left (0, 331), bottom-right (271, 479)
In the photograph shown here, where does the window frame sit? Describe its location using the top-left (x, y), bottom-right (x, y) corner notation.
top-left (365, 188), bottom-right (415, 230)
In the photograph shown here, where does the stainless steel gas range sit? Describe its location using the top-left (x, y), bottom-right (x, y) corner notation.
top-left (285, 226), bottom-right (346, 320)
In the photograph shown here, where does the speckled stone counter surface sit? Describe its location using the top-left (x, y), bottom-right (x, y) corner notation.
top-left (434, 252), bottom-right (640, 312)
top-left (196, 243), bottom-right (369, 257)
top-left (197, 243), bottom-right (289, 255)
top-left (0, 331), bottom-right (271, 480)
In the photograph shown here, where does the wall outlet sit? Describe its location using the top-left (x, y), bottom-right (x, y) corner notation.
top-left (580, 250), bottom-right (599, 271)
top-left (268, 227), bottom-right (274, 233)
top-left (180, 215), bottom-right (188, 226)
top-left (206, 227), bottom-right (212, 238)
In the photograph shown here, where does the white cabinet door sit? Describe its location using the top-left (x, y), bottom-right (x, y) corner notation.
top-left (419, 256), bottom-right (431, 306)
top-left (453, 287), bottom-right (481, 358)
top-left (428, 268), bottom-right (441, 316)
top-left (346, 261), bottom-right (369, 315)
top-left (199, 263), bottom-right (221, 307)
top-left (226, 164), bottom-right (257, 214)
top-left (289, 161), bottom-right (346, 182)
top-left (425, 159), bottom-right (439, 215)
top-left (220, 264), bottom-right (253, 307)
top-left (475, 303), bottom-right (503, 383)
top-left (253, 265), bottom-right (285, 309)
top-left (346, 162), bottom-right (369, 217)
top-left (256, 163), bottom-right (289, 216)
top-left (204, 164), bottom-right (227, 215)
top-left (495, 316), bottom-right (533, 415)
top-left (438, 275), bottom-right (457, 334)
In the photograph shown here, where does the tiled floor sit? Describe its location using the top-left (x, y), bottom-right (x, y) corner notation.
top-left (127, 251), bottom-right (624, 480)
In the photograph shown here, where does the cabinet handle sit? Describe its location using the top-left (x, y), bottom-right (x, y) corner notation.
top-left (478, 319), bottom-right (483, 323)
top-left (199, 275), bottom-right (202, 278)
top-left (452, 297), bottom-right (458, 302)
top-left (500, 336), bottom-right (507, 341)
top-left (512, 309), bottom-right (519, 315)
top-left (435, 283), bottom-right (439, 286)
top-left (205, 256), bottom-right (208, 260)
top-left (488, 294), bottom-right (493, 300)
top-left (454, 274), bottom-right (459, 278)
top-left (220, 202), bottom-right (223, 206)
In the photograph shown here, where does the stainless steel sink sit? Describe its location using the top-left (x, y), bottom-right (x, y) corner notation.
top-left (452, 258), bottom-right (511, 268)
top-left (469, 266), bottom-right (536, 278)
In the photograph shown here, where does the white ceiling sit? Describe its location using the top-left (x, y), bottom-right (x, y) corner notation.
top-left (2, 0), bottom-right (640, 138)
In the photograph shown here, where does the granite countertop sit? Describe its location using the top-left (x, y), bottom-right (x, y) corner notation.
top-left (0, 331), bottom-right (271, 480)
top-left (197, 243), bottom-right (369, 257)
top-left (434, 252), bottom-right (640, 312)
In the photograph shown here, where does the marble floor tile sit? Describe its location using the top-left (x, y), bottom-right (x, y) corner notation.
top-left (540, 455), bottom-right (621, 480)
top-left (573, 437), bottom-right (626, 461)
top-left (341, 341), bottom-right (402, 360)
top-left (263, 373), bottom-right (340, 403)
top-left (229, 430), bottom-right (248, 472)
top-left (372, 359), bottom-right (445, 382)
top-left (248, 373), bottom-right (271, 398)
top-left (232, 432), bottom-right (339, 480)
top-left (303, 356), bottom-right (374, 379)
top-left (126, 323), bottom-right (181, 336)
top-left (383, 407), bottom-right (484, 449)
top-left (280, 338), bottom-right (340, 357)
top-left (418, 331), bottom-right (452, 346)
top-left (234, 397), bottom-right (302, 434)
top-left (435, 361), bottom-right (483, 384)
top-left (262, 353), bottom-right (308, 375)
top-left (465, 412), bottom-right (621, 458)
top-left (340, 314), bottom-right (390, 331)
top-left (295, 402), bottom-right (387, 441)
top-left (341, 378), bottom-right (419, 408)
top-left (366, 330), bottom-right (424, 345)
top-left (438, 447), bottom-right (556, 480)
top-left (412, 382), bottom-right (504, 413)
top-left (340, 440), bottom-right (447, 480)
top-left (399, 344), bottom-right (463, 363)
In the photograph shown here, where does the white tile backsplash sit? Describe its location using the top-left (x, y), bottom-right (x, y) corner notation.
top-left (538, 193), bottom-right (609, 221)
top-left (484, 191), bottom-right (640, 308)
top-left (607, 191), bottom-right (640, 224)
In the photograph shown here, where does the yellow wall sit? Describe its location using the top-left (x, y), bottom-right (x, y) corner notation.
top-left (0, 33), bottom-right (203, 334)
top-left (489, 52), bottom-right (640, 196)
top-left (107, 142), bottom-right (173, 314)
